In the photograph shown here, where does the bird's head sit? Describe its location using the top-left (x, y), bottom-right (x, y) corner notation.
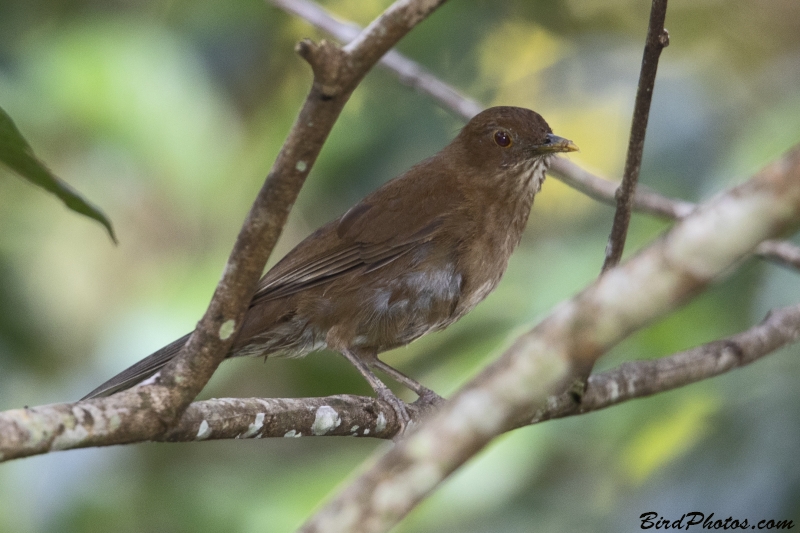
top-left (452, 106), bottom-right (577, 174)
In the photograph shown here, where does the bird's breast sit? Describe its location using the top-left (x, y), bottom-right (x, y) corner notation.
top-left (452, 157), bottom-right (549, 316)
top-left (349, 258), bottom-right (464, 350)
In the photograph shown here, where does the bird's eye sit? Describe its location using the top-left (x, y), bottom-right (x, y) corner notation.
top-left (493, 130), bottom-right (512, 148)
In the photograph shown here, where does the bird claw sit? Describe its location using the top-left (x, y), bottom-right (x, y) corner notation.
top-left (377, 388), bottom-right (412, 432)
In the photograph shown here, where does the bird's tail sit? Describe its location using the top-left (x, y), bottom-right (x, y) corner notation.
top-left (80, 333), bottom-right (192, 400)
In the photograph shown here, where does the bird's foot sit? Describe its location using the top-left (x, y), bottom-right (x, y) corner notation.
top-left (376, 387), bottom-right (412, 434)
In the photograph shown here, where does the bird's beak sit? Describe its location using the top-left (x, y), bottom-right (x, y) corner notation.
top-left (534, 133), bottom-right (579, 154)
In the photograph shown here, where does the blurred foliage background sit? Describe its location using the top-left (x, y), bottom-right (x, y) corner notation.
top-left (1, 0), bottom-right (800, 531)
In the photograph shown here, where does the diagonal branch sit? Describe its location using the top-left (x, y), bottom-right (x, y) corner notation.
top-left (155, 0), bottom-right (451, 417)
top-left (601, 0), bottom-right (670, 272)
top-left (754, 239), bottom-right (800, 271)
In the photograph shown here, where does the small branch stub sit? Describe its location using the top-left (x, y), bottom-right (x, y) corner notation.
top-left (659, 29), bottom-right (670, 47)
top-left (296, 38), bottom-right (353, 99)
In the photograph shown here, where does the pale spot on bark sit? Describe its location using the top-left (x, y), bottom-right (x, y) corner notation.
top-left (312, 406), bottom-right (342, 435)
top-left (239, 413), bottom-right (266, 438)
top-left (219, 319), bottom-right (236, 340)
top-left (375, 412), bottom-right (387, 433)
top-left (196, 420), bottom-right (212, 440)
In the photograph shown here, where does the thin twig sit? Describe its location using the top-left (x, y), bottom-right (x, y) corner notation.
top-left (755, 239), bottom-right (800, 270)
top-left (550, 158), bottom-right (694, 219)
top-left (601, 0), bottom-right (670, 272)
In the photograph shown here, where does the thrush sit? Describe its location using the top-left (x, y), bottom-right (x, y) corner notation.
top-left (82, 106), bottom-right (577, 422)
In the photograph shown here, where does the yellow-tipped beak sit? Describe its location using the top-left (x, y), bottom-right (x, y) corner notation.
top-left (540, 133), bottom-right (579, 154)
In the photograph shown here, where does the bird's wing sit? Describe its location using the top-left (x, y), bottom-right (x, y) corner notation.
top-left (251, 161), bottom-right (463, 304)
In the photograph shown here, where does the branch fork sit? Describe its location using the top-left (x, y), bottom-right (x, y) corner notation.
top-left (296, 38), bottom-right (354, 99)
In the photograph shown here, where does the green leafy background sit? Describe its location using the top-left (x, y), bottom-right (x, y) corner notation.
top-left (1, 1), bottom-right (799, 531)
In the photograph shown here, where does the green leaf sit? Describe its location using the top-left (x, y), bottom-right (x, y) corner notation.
top-left (0, 105), bottom-right (117, 243)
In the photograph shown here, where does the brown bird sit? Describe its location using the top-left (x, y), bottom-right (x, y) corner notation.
top-left (82, 106), bottom-right (577, 421)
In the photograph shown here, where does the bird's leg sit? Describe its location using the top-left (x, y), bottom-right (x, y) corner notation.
top-left (339, 348), bottom-right (411, 427)
top-left (369, 358), bottom-right (444, 406)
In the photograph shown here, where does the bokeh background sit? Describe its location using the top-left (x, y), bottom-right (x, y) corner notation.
top-left (1, 0), bottom-right (800, 531)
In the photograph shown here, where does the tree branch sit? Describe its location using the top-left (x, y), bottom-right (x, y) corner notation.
top-left (297, 146), bottom-right (800, 533)
top-left (755, 238), bottom-right (800, 271)
top-left (601, 0), bottom-right (670, 272)
top-left (157, 395), bottom-right (417, 442)
top-left (130, 0), bottom-right (450, 429)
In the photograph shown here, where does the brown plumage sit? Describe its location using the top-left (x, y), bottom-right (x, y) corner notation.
top-left (82, 106), bottom-right (577, 420)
